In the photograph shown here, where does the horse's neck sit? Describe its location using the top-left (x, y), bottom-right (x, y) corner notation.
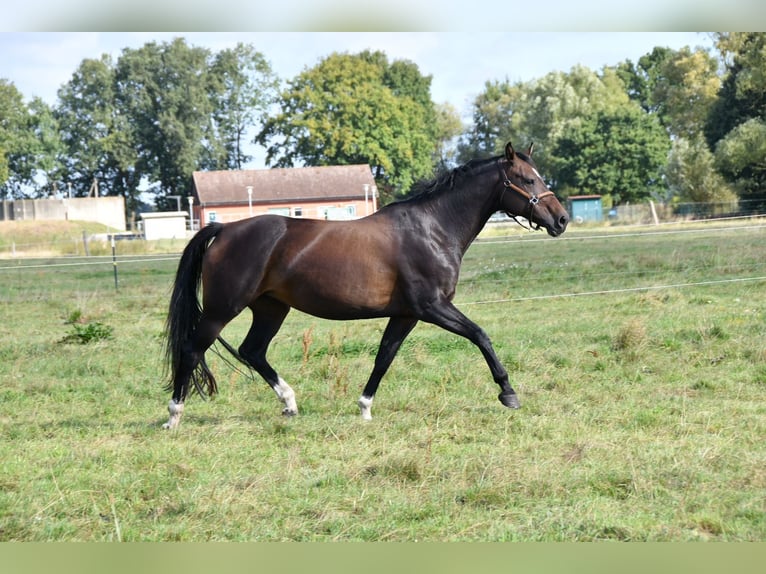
top-left (425, 174), bottom-right (498, 253)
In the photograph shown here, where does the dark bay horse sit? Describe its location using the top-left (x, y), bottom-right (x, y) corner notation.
top-left (162, 142), bottom-right (569, 428)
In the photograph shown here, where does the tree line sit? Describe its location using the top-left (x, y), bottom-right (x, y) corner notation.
top-left (1, 33), bottom-right (764, 215)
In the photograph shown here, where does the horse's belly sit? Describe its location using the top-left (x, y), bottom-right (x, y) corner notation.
top-left (271, 262), bottom-right (399, 319)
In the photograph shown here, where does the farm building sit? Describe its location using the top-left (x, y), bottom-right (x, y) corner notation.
top-left (190, 164), bottom-right (378, 226)
top-left (567, 195), bottom-right (603, 223)
top-left (140, 211), bottom-right (188, 240)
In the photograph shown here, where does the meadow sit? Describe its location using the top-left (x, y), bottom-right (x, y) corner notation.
top-left (0, 219), bottom-right (765, 541)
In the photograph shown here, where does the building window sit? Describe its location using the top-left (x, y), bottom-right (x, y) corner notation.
top-left (293, 206), bottom-right (303, 218)
top-left (346, 205), bottom-right (356, 217)
top-left (208, 211), bottom-right (217, 222)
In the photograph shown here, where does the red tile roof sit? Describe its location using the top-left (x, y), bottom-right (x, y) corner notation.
top-left (192, 164), bottom-right (376, 206)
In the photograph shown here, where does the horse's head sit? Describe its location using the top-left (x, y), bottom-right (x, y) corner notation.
top-left (497, 142), bottom-right (569, 237)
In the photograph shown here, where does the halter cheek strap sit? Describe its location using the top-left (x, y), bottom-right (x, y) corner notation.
top-left (498, 162), bottom-right (555, 231)
top-left (503, 178), bottom-right (555, 204)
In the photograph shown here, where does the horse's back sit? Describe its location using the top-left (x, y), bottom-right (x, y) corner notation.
top-left (203, 214), bottom-right (405, 319)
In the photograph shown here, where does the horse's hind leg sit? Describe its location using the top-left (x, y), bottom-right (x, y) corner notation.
top-left (164, 315), bottom-right (227, 429)
top-left (238, 297), bottom-right (297, 416)
top-left (358, 317), bottom-right (418, 420)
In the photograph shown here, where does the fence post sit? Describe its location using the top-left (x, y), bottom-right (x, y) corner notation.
top-left (82, 230), bottom-right (90, 256)
top-left (111, 234), bottom-right (118, 291)
top-left (649, 200), bottom-right (660, 225)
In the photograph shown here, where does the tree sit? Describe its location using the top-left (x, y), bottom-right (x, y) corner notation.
top-left (706, 33), bottom-right (766, 144)
top-left (665, 136), bottom-right (736, 205)
top-left (551, 105), bottom-right (671, 204)
top-left (650, 47), bottom-right (721, 141)
top-left (207, 43), bottom-right (279, 170)
top-left (432, 102), bottom-right (463, 170)
top-left (714, 118), bottom-right (766, 206)
top-left (55, 55), bottom-right (140, 206)
top-left (457, 79), bottom-right (520, 161)
top-left (256, 50), bottom-right (438, 199)
top-left (114, 38), bottom-right (215, 206)
top-left (705, 33), bottom-right (766, 207)
top-left (458, 65), bottom-right (632, 181)
top-left (26, 97), bottom-right (64, 195)
top-left (0, 80), bottom-right (61, 197)
top-left (614, 46), bottom-right (674, 114)
top-left (0, 79), bottom-right (31, 195)
top-left (55, 38), bottom-right (278, 212)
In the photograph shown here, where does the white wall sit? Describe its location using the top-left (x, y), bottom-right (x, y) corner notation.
top-left (140, 212), bottom-right (188, 240)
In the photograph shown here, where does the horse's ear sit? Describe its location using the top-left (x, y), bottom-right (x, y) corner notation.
top-left (505, 142), bottom-right (515, 161)
top-left (527, 142), bottom-right (535, 157)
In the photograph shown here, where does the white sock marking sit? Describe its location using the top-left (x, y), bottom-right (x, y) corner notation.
top-left (274, 377), bottom-right (298, 416)
top-left (163, 399), bottom-right (184, 429)
top-left (358, 396), bottom-right (373, 421)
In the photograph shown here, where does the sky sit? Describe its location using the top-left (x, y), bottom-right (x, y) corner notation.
top-left (0, 32), bottom-right (716, 169)
top-left (2, 32), bottom-right (715, 113)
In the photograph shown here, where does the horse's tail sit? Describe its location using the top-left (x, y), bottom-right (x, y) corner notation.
top-left (164, 222), bottom-right (224, 398)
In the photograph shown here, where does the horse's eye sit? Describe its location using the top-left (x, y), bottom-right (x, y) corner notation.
top-left (524, 178), bottom-right (535, 185)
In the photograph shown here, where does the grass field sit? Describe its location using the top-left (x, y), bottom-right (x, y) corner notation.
top-left (1, 219), bottom-right (765, 541)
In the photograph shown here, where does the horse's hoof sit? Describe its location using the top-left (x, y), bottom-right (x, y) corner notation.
top-left (282, 408), bottom-right (298, 417)
top-left (498, 392), bottom-right (520, 409)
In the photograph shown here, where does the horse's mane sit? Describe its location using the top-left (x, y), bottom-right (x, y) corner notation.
top-left (395, 155), bottom-right (499, 205)
top-left (396, 150), bottom-right (537, 205)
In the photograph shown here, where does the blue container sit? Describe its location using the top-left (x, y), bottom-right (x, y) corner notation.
top-left (568, 195), bottom-right (603, 223)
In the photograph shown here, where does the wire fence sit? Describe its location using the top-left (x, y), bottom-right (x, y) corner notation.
top-left (2, 219), bottom-right (765, 307)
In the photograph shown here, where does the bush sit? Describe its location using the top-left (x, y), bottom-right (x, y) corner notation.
top-left (61, 321), bottom-right (114, 344)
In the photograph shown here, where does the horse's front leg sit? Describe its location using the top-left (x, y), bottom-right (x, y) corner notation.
top-left (420, 300), bottom-right (520, 409)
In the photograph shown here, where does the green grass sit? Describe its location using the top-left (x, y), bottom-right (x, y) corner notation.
top-left (1, 220), bottom-right (765, 540)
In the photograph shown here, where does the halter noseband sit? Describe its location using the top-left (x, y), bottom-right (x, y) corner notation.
top-left (497, 160), bottom-right (555, 231)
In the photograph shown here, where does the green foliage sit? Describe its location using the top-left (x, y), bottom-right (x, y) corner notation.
top-left (61, 321), bottom-right (114, 345)
top-left (457, 78), bottom-right (520, 160)
top-left (0, 80), bottom-right (59, 197)
top-left (613, 48), bottom-right (729, 208)
top-left (714, 117), bottom-right (766, 203)
top-left (256, 50), bottom-right (438, 198)
top-left (458, 65), bottom-right (632, 176)
top-left (52, 39), bottom-right (277, 211)
top-left (65, 309), bottom-right (84, 324)
top-left (55, 54), bottom-right (138, 205)
top-left (617, 46), bottom-right (720, 142)
top-left (650, 47), bottom-right (721, 141)
top-left (5, 34), bottom-right (766, 215)
top-left (665, 136), bottom-right (737, 204)
top-left (706, 33), bottom-right (766, 144)
top-left (432, 102), bottom-right (464, 169)
top-left (705, 33), bottom-right (766, 207)
top-left (114, 39), bottom-right (218, 202)
top-left (551, 105), bottom-right (671, 202)
top-left (0, 146), bottom-right (8, 186)
top-left (207, 43), bottom-right (279, 171)
top-left (613, 46), bottom-right (674, 114)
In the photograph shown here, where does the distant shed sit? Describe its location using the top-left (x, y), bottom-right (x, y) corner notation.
top-left (567, 195), bottom-right (603, 223)
top-left (141, 211), bottom-right (188, 240)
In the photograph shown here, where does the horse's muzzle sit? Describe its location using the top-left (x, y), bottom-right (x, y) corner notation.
top-left (546, 213), bottom-right (569, 237)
